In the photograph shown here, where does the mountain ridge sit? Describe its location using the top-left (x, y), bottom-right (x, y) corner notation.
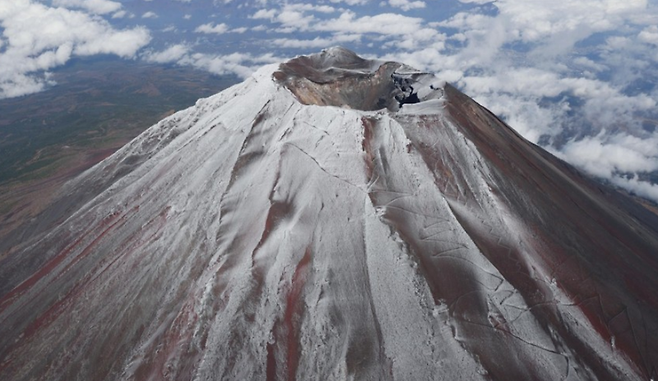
top-left (0, 47), bottom-right (657, 381)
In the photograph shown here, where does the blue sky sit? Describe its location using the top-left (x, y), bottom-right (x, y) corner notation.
top-left (2, 0), bottom-right (658, 201)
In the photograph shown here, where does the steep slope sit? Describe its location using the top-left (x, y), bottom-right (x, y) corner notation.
top-left (1, 47), bottom-right (657, 381)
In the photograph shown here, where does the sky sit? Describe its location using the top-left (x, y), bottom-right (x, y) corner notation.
top-left (1, 0), bottom-right (658, 201)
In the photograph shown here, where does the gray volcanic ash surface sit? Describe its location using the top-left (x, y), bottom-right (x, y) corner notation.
top-left (1, 47), bottom-right (658, 381)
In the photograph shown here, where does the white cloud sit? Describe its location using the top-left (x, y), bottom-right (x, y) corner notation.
top-left (604, 0), bottom-right (647, 14)
top-left (559, 132), bottom-right (658, 178)
top-left (142, 11), bottom-right (158, 19)
top-left (195, 23), bottom-right (229, 34)
top-left (179, 52), bottom-right (282, 78)
top-left (388, 0), bottom-right (426, 11)
top-left (0, 0), bottom-right (151, 98)
top-left (112, 10), bottom-right (127, 19)
top-left (52, 0), bottom-right (122, 15)
top-left (573, 57), bottom-right (607, 73)
top-left (329, 0), bottom-right (369, 5)
top-left (258, 6), bottom-right (442, 50)
top-left (75, 28), bottom-right (151, 57)
top-left (639, 25), bottom-right (658, 45)
top-left (252, 9), bottom-right (276, 19)
top-left (554, 131), bottom-right (658, 201)
top-left (0, 73), bottom-right (50, 98)
top-left (285, 4), bottom-right (337, 13)
top-left (495, 0), bottom-right (651, 44)
top-left (440, 0), bottom-right (653, 58)
top-left (142, 44), bottom-right (284, 80)
top-left (275, 10), bottom-right (315, 31)
top-left (612, 176), bottom-right (658, 201)
top-left (143, 44), bottom-right (190, 64)
top-left (316, 11), bottom-right (424, 35)
top-left (273, 34), bottom-right (361, 49)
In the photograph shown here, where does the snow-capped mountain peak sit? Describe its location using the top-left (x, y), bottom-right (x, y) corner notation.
top-left (1, 48), bottom-right (658, 381)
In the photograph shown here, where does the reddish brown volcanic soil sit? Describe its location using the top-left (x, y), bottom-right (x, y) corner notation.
top-left (1, 48), bottom-right (658, 381)
top-left (0, 146), bottom-right (119, 249)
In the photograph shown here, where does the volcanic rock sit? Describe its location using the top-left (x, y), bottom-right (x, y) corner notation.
top-left (1, 47), bottom-right (658, 381)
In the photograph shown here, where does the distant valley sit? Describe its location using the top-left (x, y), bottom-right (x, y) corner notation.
top-left (0, 59), bottom-right (237, 240)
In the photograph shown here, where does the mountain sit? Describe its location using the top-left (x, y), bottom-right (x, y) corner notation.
top-left (0, 59), bottom-right (237, 244)
top-left (1, 47), bottom-right (658, 381)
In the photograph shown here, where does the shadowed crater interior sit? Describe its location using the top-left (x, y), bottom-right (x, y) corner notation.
top-left (273, 47), bottom-right (443, 111)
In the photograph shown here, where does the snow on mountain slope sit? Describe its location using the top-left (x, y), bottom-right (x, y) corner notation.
top-left (1, 47), bottom-right (658, 381)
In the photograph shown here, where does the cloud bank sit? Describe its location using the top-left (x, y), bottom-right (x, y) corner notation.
top-left (0, 0), bottom-right (150, 98)
top-left (143, 43), bottom-right (281, 79)
top-left (189, 0), bottom-right (658, 201)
